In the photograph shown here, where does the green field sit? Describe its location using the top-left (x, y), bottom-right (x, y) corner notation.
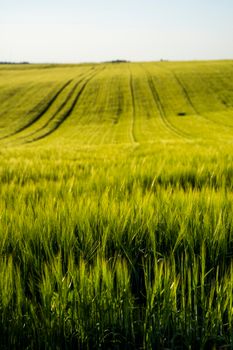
top-left (0, 61), bottom-right (233, 349)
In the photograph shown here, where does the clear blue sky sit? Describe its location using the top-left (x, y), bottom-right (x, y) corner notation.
top-left (1, 0), bottom-right (233, 63)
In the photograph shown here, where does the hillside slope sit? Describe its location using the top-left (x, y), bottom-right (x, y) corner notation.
top-left (0, 60), bottom-right (233, 146)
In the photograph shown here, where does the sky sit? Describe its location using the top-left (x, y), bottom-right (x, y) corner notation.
top-left (1, 0), bottom-right (233, 63)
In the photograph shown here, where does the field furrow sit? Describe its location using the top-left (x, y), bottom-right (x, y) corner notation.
top-left (167, 70), bottom-right (233, 137)
top-left (172, 71), bottom-right (199, 115)
top-left (146, 73), bottom-right (190, 140)
top-left (25, 67), bottom-right (104, 143)
top-left (0, 80), bottom-right (73, 141)
top-left (175, 70), bottom-right (233, 130)
top-left (128, 70), bottom-right (138, 144)
top-left (6, 68), bottom-right (96, 145)
top-left (21, 82), bottom-right (80, 140)
top-left (15, 75), bottom-right (91, 143)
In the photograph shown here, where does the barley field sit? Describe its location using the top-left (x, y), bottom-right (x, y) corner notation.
top-left (0, 61), bottom-right (233, 349)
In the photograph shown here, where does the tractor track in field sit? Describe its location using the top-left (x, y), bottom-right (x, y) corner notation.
top-left (0, 79), bottom-right (73, 141)
top-left (128, 68), bottom-right (138, 144)
top-left (170, 69), bottom-right (233, 130)
top-left (172, 72), bottom-right (199, 114)
top-left (18, 67), bottom-right (97, 142)
top-left (19, 78), bottom-right (84, 141)
top-left (25, 67), bottom-right (104, 143)
top-left (145, 71), bottom-right (190, 140)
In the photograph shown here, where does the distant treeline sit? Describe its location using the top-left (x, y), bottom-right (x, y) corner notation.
top-left (105, 59), bottom-right (130, 64)
top-left (0, 61), bottom-right (29, 65)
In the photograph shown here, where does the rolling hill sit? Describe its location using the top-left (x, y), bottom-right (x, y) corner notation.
top-left (1, 60), bottom-right (233, 146)
top-left (0, 61), bottom-right (232, 349)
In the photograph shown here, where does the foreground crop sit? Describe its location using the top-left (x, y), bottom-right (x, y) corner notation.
top-left (0, 143), bottom-right (232, 349)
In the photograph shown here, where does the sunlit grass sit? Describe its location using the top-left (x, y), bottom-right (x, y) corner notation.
top-left (0, 61), bottom-right (232, 348)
